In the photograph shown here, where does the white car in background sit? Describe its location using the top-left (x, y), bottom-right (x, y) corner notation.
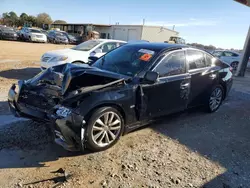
top-left (20, 27), bottom-right (47, 43)
top-left (212, 50), bottom-right (250, 70)
top-left (40, 39), bottom-right (126, 70)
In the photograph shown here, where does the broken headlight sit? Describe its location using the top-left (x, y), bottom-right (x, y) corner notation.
top-left (56, 106), bottom-right (72, 118)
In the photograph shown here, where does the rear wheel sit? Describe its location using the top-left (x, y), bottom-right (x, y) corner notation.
top-left (231, 61), bottom-right (239, 70)
top-left (206, 85), bottom-right (224, 113)
top-left (85, 107), bottom-right (124, 152)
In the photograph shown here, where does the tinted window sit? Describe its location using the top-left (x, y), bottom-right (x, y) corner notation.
top-left (99, 42), bottom-right (117, 53)
top-left (187, 50), bottom-right (206, 69)
top-left (224, 51), bottom-right (239, 57)
top-left (212, 51), bottom-right (223, 57)
top-left (154, 51), bottom-right (186, 77)
top-left (72, 40), bottom-right (102, 51)
top-left (205, 54), bottom-right (213, 67)
top-left (48, 31), bottom-right (54, 36)
top-left (29, 29), bottom-right (41, 33)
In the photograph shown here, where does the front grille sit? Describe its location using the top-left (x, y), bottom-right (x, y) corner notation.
top-left (36, 35), bottom-right (43, 38)
top-left (42, 56), bottom-right (51, 62)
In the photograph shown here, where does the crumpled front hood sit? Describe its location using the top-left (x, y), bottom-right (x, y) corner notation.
top-left (27, 63), bottom-right (130, 97)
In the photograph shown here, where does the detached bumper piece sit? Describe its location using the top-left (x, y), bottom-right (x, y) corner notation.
top-left (54, 113), bottom-right (85, 151)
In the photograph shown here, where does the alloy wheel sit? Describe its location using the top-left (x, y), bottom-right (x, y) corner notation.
top-left (209, 87), bottom-right (223, 111)
top-left (91, 111), bottom-right (122, 147)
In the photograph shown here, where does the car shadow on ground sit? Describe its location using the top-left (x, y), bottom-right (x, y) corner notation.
top-left (0, 67), bottom-right (40, 80)
top-left (0, 101), bottom-right (11, 115)
top-left (150, 90), bottom-right (250, 187)
top-left (0, 120), bottom-right (92, 169)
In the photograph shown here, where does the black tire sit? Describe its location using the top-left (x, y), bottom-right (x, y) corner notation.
top-left (206, 85), bottom-right (224, 113)
top-left (85, 107), bottom-right (124, 152)
top-left (231, 61), bottom-right (239, 71)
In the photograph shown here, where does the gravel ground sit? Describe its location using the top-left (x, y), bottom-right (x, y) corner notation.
top-left (0, 41), bottom-right (250, 188)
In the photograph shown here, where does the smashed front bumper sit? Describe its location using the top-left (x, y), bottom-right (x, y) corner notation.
top-left (8, 82), bottom-right (50, 121)
top-left (52, 109), bottom-right (86, 151)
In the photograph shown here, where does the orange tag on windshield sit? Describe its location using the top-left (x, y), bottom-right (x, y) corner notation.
top-left (140, 54), bottom-right (152, 61)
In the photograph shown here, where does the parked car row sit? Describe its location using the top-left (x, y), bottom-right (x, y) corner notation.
top-left (8, 42), bottom-right (233, 153)
top-left (211, 50), bottom-right (250, 70)
top-left (0, 26), bottom-right (18, 40)
top-left (0, 26), bottom-right (81, 45)
top-left (40, 39), bottom-right (126, 70)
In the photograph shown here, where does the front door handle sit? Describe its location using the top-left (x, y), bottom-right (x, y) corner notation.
top-left (209, 74), bottom-right (217, 79)
top-left (180, 82), bottom-right (190, 89)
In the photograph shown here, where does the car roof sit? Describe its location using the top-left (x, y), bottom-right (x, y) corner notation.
top-left (213, 50), bottom-right (240, 54)
top-left (123, 42), bottom-right (188, 51)
top-left (97, 39), bottom-right (127, 43)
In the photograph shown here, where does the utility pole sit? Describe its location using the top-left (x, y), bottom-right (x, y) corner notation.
top-left (235, 26), bottom-right (250, 77)
top-left (142, 19), bottom-right (145, 25)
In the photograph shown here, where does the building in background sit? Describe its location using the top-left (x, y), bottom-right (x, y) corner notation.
top-left (50, 23), bottom-right (179, 42)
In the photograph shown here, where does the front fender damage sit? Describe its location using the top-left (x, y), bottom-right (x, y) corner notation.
top-left (54, 112), bottom-right (86, 151)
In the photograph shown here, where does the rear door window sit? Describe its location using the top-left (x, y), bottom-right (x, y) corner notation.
top-left (187, 50), bottom-right (207, 70)
top-left (154, 50), bottom-right (186, 77)
top-left (224, 51), bottom-right (239, 57)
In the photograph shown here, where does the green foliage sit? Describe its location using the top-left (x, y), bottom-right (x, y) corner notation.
top-left (53, 20), bottom-right (67, 24)
top-left (1, 11), bottom-right (54, 28)
top-left (36, 13), bottom-right (53, 27)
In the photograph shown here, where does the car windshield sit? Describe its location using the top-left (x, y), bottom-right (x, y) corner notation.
top-left (92, 45), bottom-right (157, 76)
top-left (56, 32), bottom-right (64, 36)
top-left (29, 29), bottom-right (41, 33)
top-left (72, 40), bottom-right (102, 51)
top-left (68, 34), bottom-right (75, 39)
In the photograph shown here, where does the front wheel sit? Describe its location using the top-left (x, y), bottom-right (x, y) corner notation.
top-left (85, 107), bottom-right (124, 152)
top-left (206, 85), bottom-right (224, 113)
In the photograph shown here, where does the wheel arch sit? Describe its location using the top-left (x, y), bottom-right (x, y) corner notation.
top-left (71, 60), bottom-right (86, 64)
top-left (84, 103), bottom-right (126, 126)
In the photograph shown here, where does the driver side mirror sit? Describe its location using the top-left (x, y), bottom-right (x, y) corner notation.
top-left (144, 71), bottom-right (159, 83)
top-left (88, 56), bottom-right (99, 63)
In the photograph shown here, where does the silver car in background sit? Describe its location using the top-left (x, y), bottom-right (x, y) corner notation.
top-left (20, 27), bottom-right (47, 43)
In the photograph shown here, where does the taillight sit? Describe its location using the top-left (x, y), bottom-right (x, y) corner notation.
top-left (229, 67), bottom-right (233, 72)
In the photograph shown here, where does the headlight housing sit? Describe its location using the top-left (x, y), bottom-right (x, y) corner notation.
top-left (14, 83), bottom-right (20, 94)
top-left (56, 106), bottom-right (72, 118)
top-left (50, 56), bottom-right (68, 62)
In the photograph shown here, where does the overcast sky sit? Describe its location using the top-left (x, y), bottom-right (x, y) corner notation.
top-left (1, 0), bottom-right (249, 49)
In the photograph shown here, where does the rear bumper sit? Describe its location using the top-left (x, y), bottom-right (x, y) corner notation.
top-left (31, 37), bottom-right (47, 43)
top-left (56, 40), bottom-right (69, 44)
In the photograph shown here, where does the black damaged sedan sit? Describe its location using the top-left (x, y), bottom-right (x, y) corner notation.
top-left (8, 43), bottom-right (233, 152)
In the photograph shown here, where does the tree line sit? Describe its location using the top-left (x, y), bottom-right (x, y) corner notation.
top-left (0, 11), bottom-right (67, 28)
